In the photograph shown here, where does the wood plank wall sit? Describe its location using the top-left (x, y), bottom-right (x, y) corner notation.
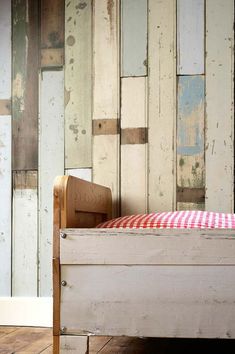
top-left (0, 0), bottom-right (234, 296)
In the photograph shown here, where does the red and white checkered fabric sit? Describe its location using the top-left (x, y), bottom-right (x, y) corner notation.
top-left (97, 210), bottom-right (235, 229)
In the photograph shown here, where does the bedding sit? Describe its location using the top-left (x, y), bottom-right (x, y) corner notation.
top-left (97, 210), bottom-right (235, 229)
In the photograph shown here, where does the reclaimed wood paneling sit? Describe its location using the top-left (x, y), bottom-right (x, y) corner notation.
top-left (93, 0), bottom-right (120, 217)
top-left (177, 0), bottom-right (204, 75)
top-left (0, 117), bottom-right (11, 296)
top-left (12, 0), bottom-right (39, 171)
top-left (39, 70), bottom-right (64, 296)
top-left (12, 171), bottom-right (37, 296)
top-left (65, 168), bottom-right (92, 182)
top-left (0, 0), bottom-right (11, 296)
top-left (177, 76), bottom-right (205, 209)
top-left (41, 0), bottom-right (64, 49)
top-left (148, 0), bottom-right (176, 212)
top-left (65, 0), bottom-right (92, 168)
top-left (121, 0), bottom-right (147, 77)
top-left (0, 0), bottom-right (11, 100)
top-left (205, 0), bottom-right (234, 213)
top-left (121, 77), bottom-right (147, 215)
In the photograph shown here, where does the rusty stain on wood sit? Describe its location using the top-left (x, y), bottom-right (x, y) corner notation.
top-left (41, 48), bottom-right (64, 67)
top-left (0, 100), bottom-right (11, 115)
top-left (41, 0), bottom-right (64, 50)
top-left (177, 187), bottom-right (205, 203)
top-left (93, 119), bottom-right (119, 136)
top-left (121, 128), bottom-right (148, 145)
top-left (12, 0), bottom-right (39, 170)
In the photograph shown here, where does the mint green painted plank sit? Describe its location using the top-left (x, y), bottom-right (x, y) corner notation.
top-left (121, 0), bottom-right (147, 77)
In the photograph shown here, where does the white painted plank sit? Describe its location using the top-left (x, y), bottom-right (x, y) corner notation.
top-left (61, 265), bottom-right (235, 338)
top-left (12, 172), bottom-right (37, 296)
top-left (148, 0), bottom-right (176, 212)
top-left (0, 117), bottom-right (11, 296)
top-left (121, 0), bottom-right (147, 77)
top-left (39, 70), bottom-right (64, 296)
top-left (60, 336), bottom-right (88, 354)
top-left (65, 168), bottom-right (92, 182)
top-left (93, 0), bottom-right (119, 118)
top-left (0, 0), bottom-right (11, 99)
top-left (205, 0), bottom-right (234, 213)
top-left (93, 0), bottom-right (120, 217)
top-left (65, 0), bottom-right (92, 168)
top-left (121, 77), bottom-right (147, 215)
top-left (177, 0), bottom-right (204, 75)
top-left (61, 229), bottom-right (235, 265)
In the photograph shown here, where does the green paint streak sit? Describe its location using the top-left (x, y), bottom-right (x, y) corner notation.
top-left (12, 0), bottom-right (27, 120)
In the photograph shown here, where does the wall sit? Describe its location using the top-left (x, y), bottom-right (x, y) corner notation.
top-left (0, 0), bottom-right (234, 297)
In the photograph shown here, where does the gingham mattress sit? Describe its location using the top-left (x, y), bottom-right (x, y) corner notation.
top-left (97, 210), bottom-right (235, 229)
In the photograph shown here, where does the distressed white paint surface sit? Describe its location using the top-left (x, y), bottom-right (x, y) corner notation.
top-left (177, 0), bottom-right (204, 75)
top-left (93, 0), bottom-right (119, 118)
top-left (60, 336), bottom-right (88, 354)
top-left (205, 0), bottom-right (234, 213)
top-left (0, 0), bottom-right (11, 98)
top-left (93, 0), bottom-right (120, 217)
top-left (65, 0), bottom-right (92, 168)
top-left (121, 0), bottom-right (147, 77)
top-left (61, 265), bottom-right (235, 338)
top-left (65, 168), bottom-right (92, 182)
top-left (121, 77), bottom-right (147, 215)
top-left (0, 117), bottom-right (11, 296)
top-left (148, 0), bottom-right (176, 212)
top-left (39, 70), bottom-right (64, 296)
top-left (12, 174), bottom-right (37, 296)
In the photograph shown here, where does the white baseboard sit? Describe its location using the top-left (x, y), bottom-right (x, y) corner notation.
top-left (0, 297), bottom-right (52, 327)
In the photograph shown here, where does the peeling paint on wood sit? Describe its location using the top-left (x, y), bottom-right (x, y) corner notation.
top-left (121, 77), bottom-right (147, 215)
top-left (205, 0), bottom-right (234, 213)
top-left (177, 76), bottom-right (205, 193)
top-left (0, 116), bottom-right (11, 296)
top-left (177, 0), bottom-right (204, 75)
top-left (148, 0), bottom-right (176, 212)
top-left (12, 0), bottom-right (39, 170)
top-left (121, 0), bottom-right (147, 77)
top-left (93, 0), bottom-right (120, 217)
top-left (41, 0), bottom-right (64, 50)
top-left (0, 0), bottom-right (11, 100)
top-left (39, 70), bottom-right (64, 296)
top-left (12, 171), bottom-right (38, 296)
top-left (65, 0), bottom-right (92, 168)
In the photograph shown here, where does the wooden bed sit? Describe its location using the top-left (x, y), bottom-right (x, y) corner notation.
top-left (53, 175), bottom-right (235, 353)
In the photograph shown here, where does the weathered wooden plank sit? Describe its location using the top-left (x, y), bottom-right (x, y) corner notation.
top-left (121, 0), bottom-right (147, 77)
top-left (39, 70), bottom-right (64, 296)
top-left (0, 0), bottom-right (11, 99)
top-left (61, 229), bottom-right (235, 265)
top-left (148, 0), bottom-right (176, 212)
top-left (41, 0), bottom-right (64, 50)
top-left (177, 202), bottom-right (205, 211)
top-left (0, 117), bottom-right (11, 296)
top-left (205, 0), bottom-right (234, 213)
top-left (12, 0), bottom-right (39, 170)
top-left (65, 0), bottom-right (92, 168)
top-left (41, 48), bottom-right (64, 68)
top-left (61, 265), bottom-right (235, 338)
top-left (121, 77), bottom-right (147, 215)
top-left (60, 336), bottom-right (88, 354)
top-left (177, 0), bottom-right (204, 75)
top-left (65, 168), bottom-right (92, 182)
top-left (177, 76), bottom-right (205, 196)
top-left (177, 187), bottom-right (204, 203)
top-left (12, 171), bottom-right (37, 296)
top-left (0, 99), bottom-right (11, 115)
top-left (93, 119), bottom-right (119, 135)
top-left (93, 0), bottom-right (120, 217)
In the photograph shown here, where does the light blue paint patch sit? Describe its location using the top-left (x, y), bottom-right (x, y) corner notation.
top-left (177, 76), bottom-right (204, 156)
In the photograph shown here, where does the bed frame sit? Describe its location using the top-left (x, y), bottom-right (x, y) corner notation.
top-left (53, 175), bottom-right (235, 353)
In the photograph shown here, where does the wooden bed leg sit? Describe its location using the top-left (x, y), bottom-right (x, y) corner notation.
top-left (60, 335), bottom-right (89, 354)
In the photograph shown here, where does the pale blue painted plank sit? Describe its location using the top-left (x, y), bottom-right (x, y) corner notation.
top-left (121, 0), bottom-right (147, 77)
top-left (177, 76), bottom-right (205, 188)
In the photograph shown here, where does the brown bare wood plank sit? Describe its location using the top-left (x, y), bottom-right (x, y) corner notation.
top-left (41, 48), bottom-right (64, 68)
top-left (89, 336), bottom-right (112, 354)
top-left (41, 0), bottom-right (64, 50)
top-left (121, 127), bottom-right (148, 145)
top-left (0, 99), bottom-right (11, 115)
top-left (0, 327), bottom-right (20, 339)
top-left (12, 0), bottom-right (39, 170)
top-left (39, 345), bottom-right (53, 353)
top-left (93, 119), bottom-right (120, 135)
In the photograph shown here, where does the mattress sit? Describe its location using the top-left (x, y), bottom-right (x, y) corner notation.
top-left (97, 210), bottom-right (235, 229)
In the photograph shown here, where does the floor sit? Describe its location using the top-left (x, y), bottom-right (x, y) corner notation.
top-left (0, 327), bottom-right (235, 353)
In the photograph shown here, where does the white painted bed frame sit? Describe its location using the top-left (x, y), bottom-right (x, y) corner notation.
top-left (53, 176), bottom-right (235, 353)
